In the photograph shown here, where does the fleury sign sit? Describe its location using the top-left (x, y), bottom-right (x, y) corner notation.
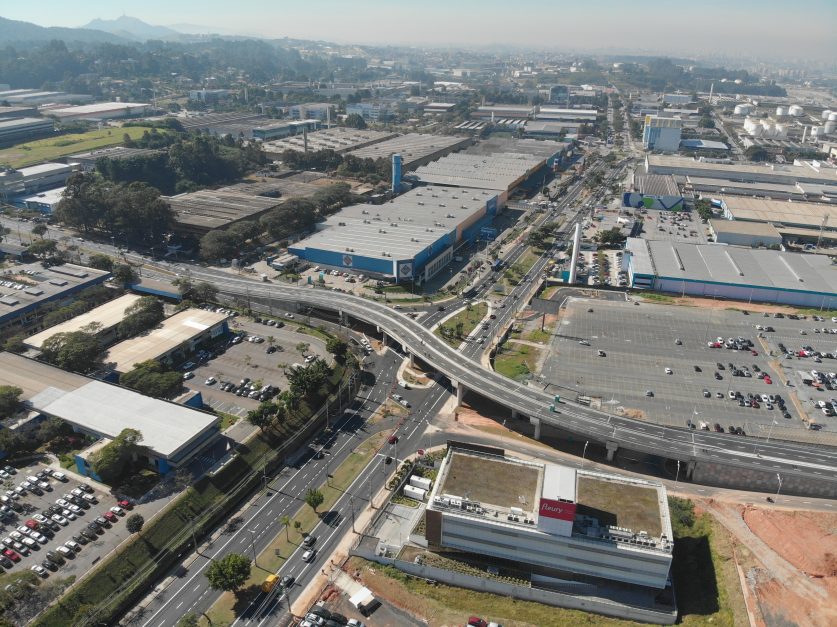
top-left (539, 498), bottom-right (577, 522)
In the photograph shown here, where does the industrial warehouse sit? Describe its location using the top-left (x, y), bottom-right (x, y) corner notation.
top-left (625, 238), bottom-right (837, 308)
top-left (423, 446), bottom-right (674, 591)
top-left (262, 127), bottom-right (396, 158)
top-left (0, 352), bottom-right (219, 475)
top-left (345, 133), bottom-right (471, 170)
top-left (289, 185), bottom-right (500, 282)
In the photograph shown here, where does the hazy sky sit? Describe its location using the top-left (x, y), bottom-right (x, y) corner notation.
top-left (3, 0), bottom-right (835, 61)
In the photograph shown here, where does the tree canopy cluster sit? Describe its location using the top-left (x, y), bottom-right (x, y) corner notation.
top-left (0, 385), bottom-right (23, 419)
top-left (90, 428), bottom-right (146, 484)
top-left (119, 360), bottom-right (183, 399)
top-left (245, 400), bottom-right (287, 433)
top-left (96, 135), bottom-right (266, 196)
top-left (117, 297), bottom-right (165, 339)
top-left (55, 172), bottom-right (173, 246)
top-left (205, 552), bottom-right (251, 592)
top-left (40, 328), bottom-right (101, 373)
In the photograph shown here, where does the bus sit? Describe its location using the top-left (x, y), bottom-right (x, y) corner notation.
top-left (491, 259), bottom-right (504, 272)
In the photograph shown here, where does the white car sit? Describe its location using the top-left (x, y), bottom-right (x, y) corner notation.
top-left (82, 493), bottom-right (97, 503)
top-left (56, 499), bottom-right (70, 508)
top-left (664, 367), bottom-right (673, 375)
top-left (204, 377), bottom-right (217, 386)
top-left (31, 564), bottom-right (49, 577)
top-left (67, 504), bottom-right (82, 514)
top-left (56, 545), bottom-right (73, 557)
top-left (38, 481), bottom-right (52, 491)
top-left (61, 509), bottom-right (76, 521)
top-left (32, 533), bottom-right (48, 544)
top-left (51, 514), bottom-right (68, 526)
top-left (71, 488), bottom-right (83, 497)
top-left (304, 615), bottom-right (325, 626)
top-left (21, 536), bottom-right (37, 548)
top-left (33, 514), bottom-right (48, 524)
top-left (110, 506), bottom-right (125, 516)
top-left (65, 540), bottom-right (82, 552)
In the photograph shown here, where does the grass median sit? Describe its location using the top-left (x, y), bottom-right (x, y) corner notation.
top-left (494, 342), bottom-right (540, 381)
top-left (434, 303), bottom-right (488, 348)
top-left (201, 430), bottom-right (387, 626)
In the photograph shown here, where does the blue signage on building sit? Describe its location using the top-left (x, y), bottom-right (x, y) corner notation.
top-left (480, 227), bottom-right (498, 241)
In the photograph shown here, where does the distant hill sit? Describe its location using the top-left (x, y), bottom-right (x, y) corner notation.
top-left (82, 15), bottom-right (180, 41)
top-left (0, 16), bottom-right (130, 46)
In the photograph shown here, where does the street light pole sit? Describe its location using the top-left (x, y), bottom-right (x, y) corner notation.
top-left (674, 460), bottom-right (681, 491)
top-left (581, 440), bottom-right (589, 469)
top-left (776, 473), bottom-right (782, 500)
top-left (247, 528), bottom-right (258, 567)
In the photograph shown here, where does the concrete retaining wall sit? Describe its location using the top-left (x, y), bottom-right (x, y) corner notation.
top-left (692, 460), bottom-right (837, 499)
top-left (352, 547), bottom-right (677, 625)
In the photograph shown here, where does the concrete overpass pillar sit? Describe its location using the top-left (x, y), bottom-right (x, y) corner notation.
top-left (408, 352), bottom-right (415, 368)
top-left (686, 460), bottom-right (696, 479)
top-left (512, 408), bottom-right (519, 420)
top-left (605, 441), bottom-right (619, 461)
top-left (456, 382), bottom-right (465, 405)
top-left (530, 417), bottom-right (542, 440)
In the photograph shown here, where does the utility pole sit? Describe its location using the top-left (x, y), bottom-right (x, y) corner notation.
top-left (349, 495), bottom-right (356, 533)
top-left (368, 474), bottom-right (374, 509)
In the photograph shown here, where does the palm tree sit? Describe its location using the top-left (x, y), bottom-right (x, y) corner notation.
top-left (280, 515), bottom-right (291, 541)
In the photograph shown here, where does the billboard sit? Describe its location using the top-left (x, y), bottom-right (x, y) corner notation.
top-left (480, 227), bottom-right (498, 241)
top-left (397, 260), bottom-right (414, 280)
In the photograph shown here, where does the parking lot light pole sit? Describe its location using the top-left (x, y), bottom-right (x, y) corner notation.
top-left (775, 473), bottom-right (782, 500)
top-left (674, 460), bottom-right (681, 491)
top-left (581, 440), bottom-right (589, 469)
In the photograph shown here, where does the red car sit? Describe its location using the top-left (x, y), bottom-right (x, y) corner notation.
top-left (25, 519), bottom-right (39, 530)
top-left (764, 377), bottom-right (772, 385)
top-left (117, 499), bottom-right (133, 510)
top-left (3, 548), bottom-right (20, 562)
top-left (468, 618), bottom-right (488, 627)
top-left (103, 511), bottom-right (117, 523)
top-left (751, 350), bottom-right (759, 356)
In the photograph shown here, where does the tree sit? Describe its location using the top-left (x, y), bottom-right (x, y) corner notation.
top-left (245, 405), bottom-right (274, 432)
top-left (745, 145), bottom-right (770, 162)
top-left (112, 263), bottom-right (138, 286)
top-left (199, 230), bottom-right (238, 262)
top-left (0, 385), bottom-right (23, 418)
top-left (31, 223), bottom-right (48, 238)
top-left (88, 253), bottom-right (114, 271)
top-left (125, 513), bottom-right (145, 534)
top-left (280, 514), bottom-right (291, 541)
top-left (90, 428), bottom-right (145, 484)
top-left (305, 487), bottom-right (324, 513)
top-left (695, 198), bottom-right (714, 221)
top-left (120, 360), bottom-right (183, 398)
top-left (454, 321), bottom-right (465, 338)
top-left (325, 337), bottom-right (348, 362)
top-left (117, 297), bottom-right (164, 338)
top-left (260, 198), bottom-right (317, 242)
top-left (40, 330), bottom-right (101, 373)
top-left (191, 281), bottom-right (218, 304)
top-left (344, 113), bottom-right (367, 129)
top-left (205, 553), bottom-right (251, 592)
top-left (698, 115), bottom-right (715, 129)
top-left (26, 238), bottom-right (57, 259)
top-left (595, 227), bottom-right (627, 247)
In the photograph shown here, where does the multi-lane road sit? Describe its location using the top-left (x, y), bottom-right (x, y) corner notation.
top-left (138, 347), bottom-right (448, 627)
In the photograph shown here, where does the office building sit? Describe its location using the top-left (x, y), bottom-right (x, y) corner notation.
top-left (0, 352), bottom-right (219, 476)
top-left (23, 293), bottom-right (143, 350)
top-left (0, 162), bottom-right (79, 201)
top-left (48, 102), bottom-right (151, 122)
top-left (101, 308), bottom-right (229, 373)
top-left (346, 102), bottom-right (393, 122)
top-left (0, 117), bottom-right (55, 147)
top-left (0, 263), bottom-right (111, 334)
top-left (65, 146), bottom-right (165, 172)
top-left (251, 119), bottom-right (319, 142)
top-left (424, 445), bottom-right (673, 589)
top-left (288, 103), bottom-right (335, 122)
top-left (708, 220), bottom-right (783, 248)
top-left (642, 116), bottom-right (682, 152)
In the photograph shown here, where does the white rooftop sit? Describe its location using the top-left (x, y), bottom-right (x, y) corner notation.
top-left (412, 152), bottom-right (545, 192)
top-left (0, 352), bottom-right (217, 460)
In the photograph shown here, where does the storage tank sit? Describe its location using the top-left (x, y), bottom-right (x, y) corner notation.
top-left (409, 475), bottom-right (432, 491)
top-left (821, 110), bottom-right (833, 120)
top-left (744, 117), bottom-right (763, 136)
top-left (825, 120), bottom-right (837, 134)
top-left (811, 126), bottom-right (823, 139)
top-left (788, 104), bottom-right (804, 117)
top-left (403, 485), bottom-right (426, 501)
top-left (761, 120), bottom-right (775, 137)
top-left (774, 122), bottom-right (787, 138)
top-left (775, 106), bottom-right (787, 117)
top-left (828, 112), bottom-right (837, 122)
top-left (734, 104), bottom-right (752, 116)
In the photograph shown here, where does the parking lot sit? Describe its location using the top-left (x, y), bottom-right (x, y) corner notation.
top-left (182, 315), bottom-right (331, 417)
top-left (1, 460), bottom-right (133, 580)
top-left (638, 209), bottom-right (709, 244)
top-left (540, 298), bottom-right (827, 439)
top-left (575, 250), bottom-right (627, 288)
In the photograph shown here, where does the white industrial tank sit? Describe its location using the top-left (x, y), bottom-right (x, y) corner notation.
top-left (788, 104), bottom-right (804, 117)
top-left (775, 106), bottom-right (787, 117)
top-left (734, 104), bottom-right (752, 116)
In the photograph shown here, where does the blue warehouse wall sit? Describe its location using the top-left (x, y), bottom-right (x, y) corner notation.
top-left (289, 246), bottom-right (395, 275)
